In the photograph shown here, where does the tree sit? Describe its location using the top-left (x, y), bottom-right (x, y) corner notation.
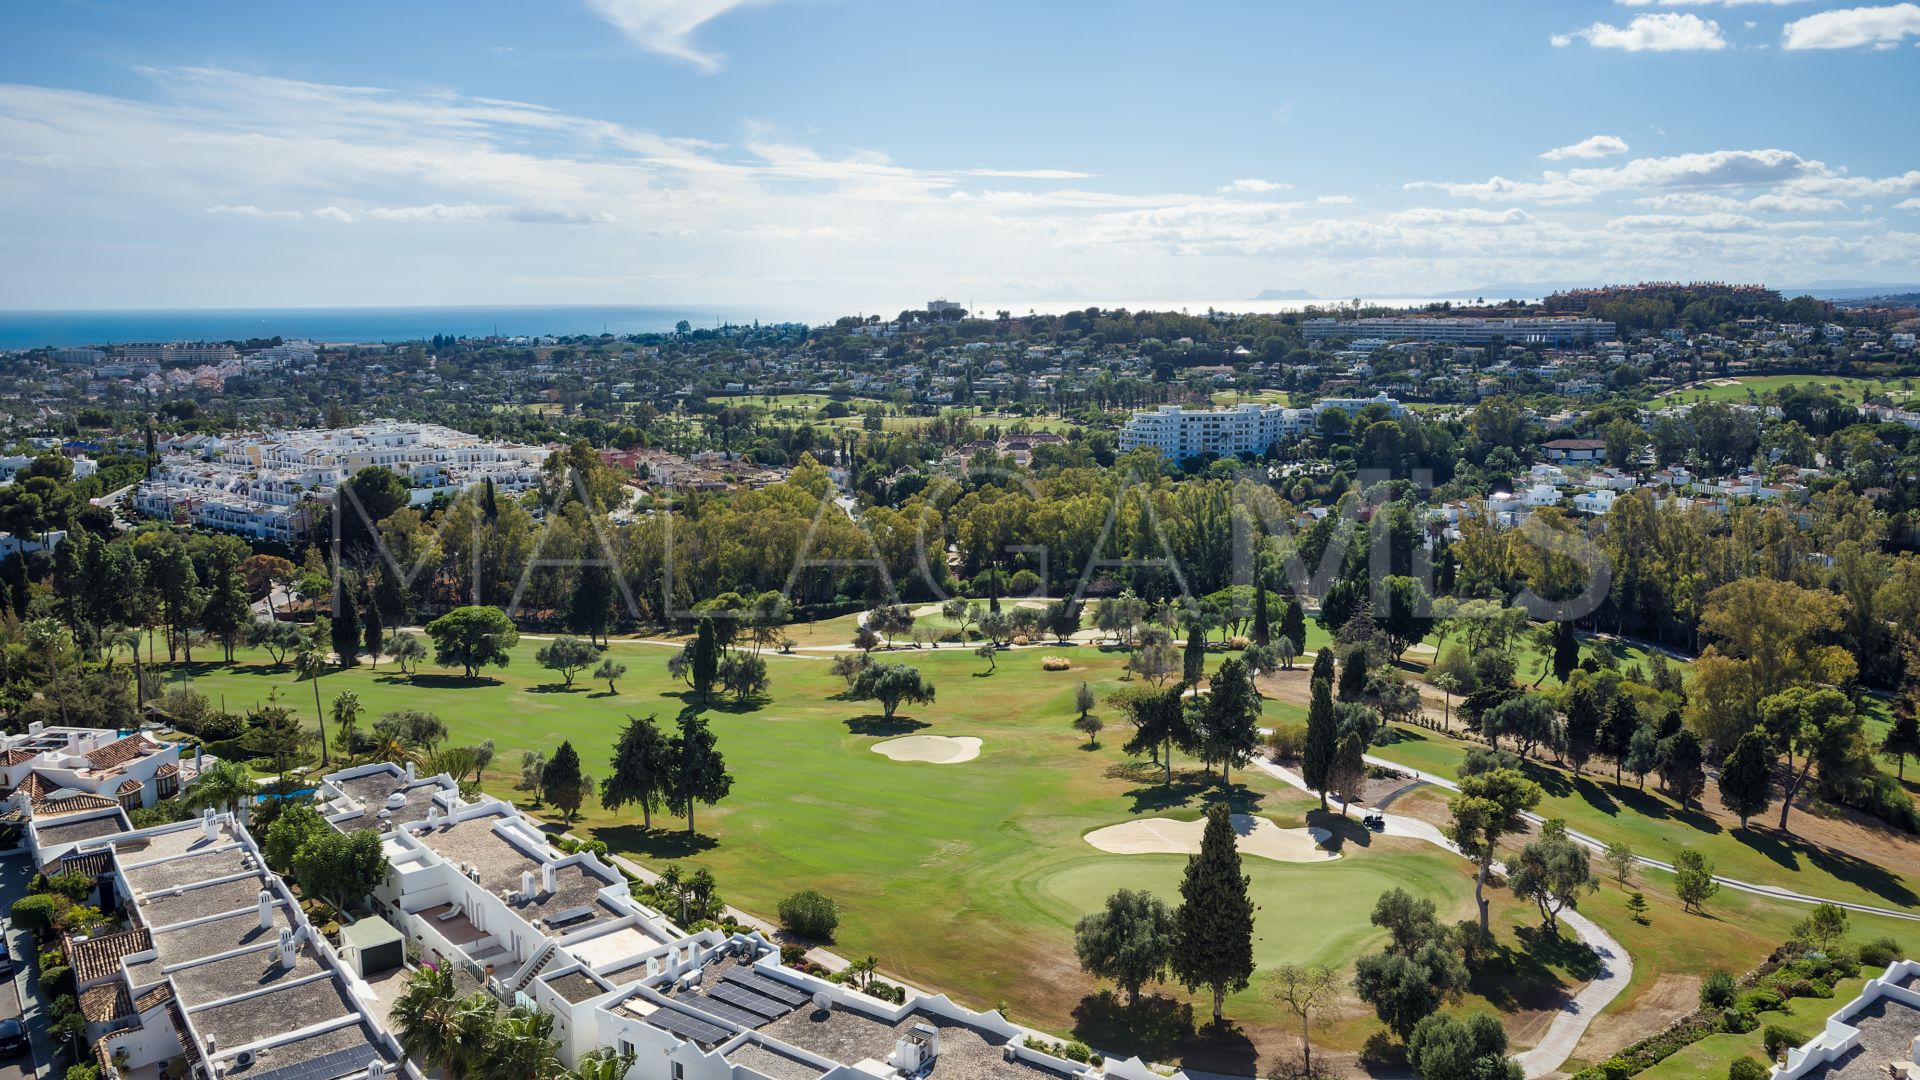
top-left (1183, 624), bottom-right (1207, 686)
top-left (1407, 1012), bottom-right (1522, 1080)
top-left (1303, 677), bottom-right (1338, 811)
top-left (1117, 683), bottom-right (1191, 787)
top-left (690, 618), bottom-right (721, 703)
top-left (376, 708), bottom-right (447, 751)
top-left (1043, 600), bottom-right (1081, 644)
top-left (1551, 621), bottom-right (1579, 684)
top-left (778, 890), bottom-right (838, 941)
top-left (1447, 768), bottom-right (1543, 932)
top-left (263, 803), bottom-right (328, 873)
top-left (1330, 732), bottom-right (1367, 816)
top-left (290, 827), bottom-right (388, 913)
top-left (569, 563), bottom-right (618, 646)
top-left (1352, 944), bottom-right (1464, 1043)
top-left (1338, 647), bottom-right (1369, 702)
top-left (1883, 711), bottom-right (1920, 782)
top-left (182, 760), bottom-right (256, 814)
top-left (1128, 631), bottom-right (1178, 685)
top-left (1074, 712), bottom-right (1104, 749)
top-left (974, 642), bottom-right (997, 674)
top-left (1268, 963), bottom-right (1338, 1076)
top-left (1718, 728), bottom-right (1775, 828)
top-left (293, 642), bottom-right (334, 767)
top-left (1760, 686), bottom-right (1862, 835)
top-left (850, 661), bottom-right (935, 720)
top-left (1482, 694), bottom-right (1557, 759)
top-left (594, 658), bottom-right (626, 694)
top-left (1674, 848), bottom-right (1720, 914)
top-left (1281, 599), bottom-right (1307, 657)
top-left (1371, 887), bottom-right (1442, 956)
top-left (332, 581), bottom-right (362, 667)
top-left (1562, 685), bottom-right (1601, 775)
top-left (1251, 583), bottom-right (1271, 647)
top-left (1074, 888), bottom-right (1174, 1006)
top-left (1625, 724), bottom-right (1659, 790)
top-left (536, 635), bottom-right (602, 689)
top-left (202, 547), bottom-right (252, 662)
top-left (665, 713), bottom-right (732, 836)
top-left (601, 716), bottom-right (669, 828)
top-left (363, 590), bottom-right (384, 670)
top-left (1508, 819), bottom-right (1596, 929)
top-left (1604, 841), bottom-right (1636, 888)
top-left (1196, 657), bottom-right (1262, 788)
top-left (831, 651), bottom-right (869, 689)
top-left (1170, 804), bottom-right (1256, 1023)
top-left (1626, 891), bottom-right (1650, 924)
top-left (719, 651), bottom-right (770, 704)
top-left (1793, 903), bottom-right (1848, 953)
top-left (386, 630), bottom-right (426, 676)
top-left (425, 606), bottom-right (519, 678)
top-left (1657, 728), bottom-right (1706, 810)
top-left (1599, 695), bottom-right (1638, 785)
top-left (331, 690), bottom-right (364, 756)
top-left (541, 740), bottom-right (589, 823)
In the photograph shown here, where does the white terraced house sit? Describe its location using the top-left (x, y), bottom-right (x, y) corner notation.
top-left (1, 722), bottom-right (184, 819)
top-left (1118, 393), bottom-right (1406, 461)
top-left (133, 421), bottom-right (551, 541)
top-left (305, 762), bottom-right (1191, 1080)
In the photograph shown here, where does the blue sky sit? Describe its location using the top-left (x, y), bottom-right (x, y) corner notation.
top-left (2, 0), bottom-right (1917, 311)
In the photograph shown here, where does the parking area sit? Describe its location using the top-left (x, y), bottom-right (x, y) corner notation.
top-left (2, 852), bottom-right (49, 1080)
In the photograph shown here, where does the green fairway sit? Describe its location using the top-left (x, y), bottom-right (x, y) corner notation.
top-left (1662, 373), bottom-right (1915, 406)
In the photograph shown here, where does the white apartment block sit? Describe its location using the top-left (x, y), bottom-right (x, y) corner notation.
top-left (121, 342), bottom-right (241, 364)
top-left (2, 722), bottom-right (183, 815)
top-left (1118, 394), bottom-right (1405, 461)
top-left (1302, 316), bottom-right (1615, 346)
top-left (133, 421), bottom-right (551, 541)
top-left (307, 762), bottom-right (1182, 1080)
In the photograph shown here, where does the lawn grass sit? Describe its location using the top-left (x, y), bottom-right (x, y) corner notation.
top-left (1661, 373), bottom-right (1915, 406)
top-left (174, 636), bottom-right (1595, 1068)
top-left (1370, 723), bottom-right (1919, 913)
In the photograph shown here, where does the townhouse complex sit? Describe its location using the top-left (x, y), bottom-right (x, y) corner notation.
top-left (1301, 316), bottom-right (1617, 346)
top-left (2, 723), bottom-right (183, 815)
top-left (132, 422), bottom-right (551, 542)
top-left (1117, 394), bottom-right (1407, 460)
top-left (11, 755), bottom-right (1180, 1080)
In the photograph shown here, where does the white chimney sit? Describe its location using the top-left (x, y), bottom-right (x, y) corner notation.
top-left (258, 890), bottom-right (274, 929)
top-left (202, 808), bottom-right (219, 841)
top-left (28, 721), bottom-right (43, 734)
top-left (540, 862), bottom-right (557, 895)
top-left (366, 1062), bottom-right (386, 1080)
top-left (277, 927), bottom-right (297, 969)
top-left (521, 870), bottom-right (535, 900)
top-left (404, 761), bottom-right (416, 782)
top-left (426, 805), bottom-right (441, 828)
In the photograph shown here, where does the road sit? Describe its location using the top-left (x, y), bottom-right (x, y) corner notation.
top-left (1, 854), bottom-right (52, 1080)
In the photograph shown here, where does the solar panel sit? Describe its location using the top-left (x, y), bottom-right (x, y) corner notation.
top-left (708, 983), bottom-right (787, 1019)
top-left (647, 1009), bottom-right (732, 1046)
top-left (684, 994), bottom-right (767, 1029)
top-left (723, 969), bottom-right (810, 1006)
top-left (247, 1043), bottom-right (388, 1080)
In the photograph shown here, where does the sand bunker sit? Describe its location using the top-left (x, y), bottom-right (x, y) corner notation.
top-left (871, 735), bottom-right (983, 764)
top-left (1084, 814), bottom-right (1337, 863)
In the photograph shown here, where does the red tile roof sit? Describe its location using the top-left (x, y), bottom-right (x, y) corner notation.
top-left (67, 927), bottom-right (152, 984)
top-left (84, 734), bottom-right (156, 770)
top-left (79, 982), bottom-right (133, 1024)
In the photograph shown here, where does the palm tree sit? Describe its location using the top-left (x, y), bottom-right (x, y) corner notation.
top-left (482, 1006), bottom-right (563, 1080)
top-left (567, 1048), bottom-right (635, 1080)
top-left (294, 643), bottom-right (332, 766)
top-left (390, 966), bottom-right (460, 1073)
top-left (449, 993), bottom-right (502, 1078)
top-left (182, 760), bottom-right (255, 815)
top-left (330, 690), bottom-right (363, 759)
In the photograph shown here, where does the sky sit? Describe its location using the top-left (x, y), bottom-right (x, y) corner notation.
top-left (2, 0), bottom-right (1918, 313)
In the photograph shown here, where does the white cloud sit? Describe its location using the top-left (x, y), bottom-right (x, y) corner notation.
top-left (1552, 13), bottom-right (1729, 49)
top-left (963, 168), bottom-right (1092, 180)
top-left (205, 204), bottom-right (302, 219)
top-left (583, 0), bottom-right (774, 73)
top-left (1315, 195), bottom-right (1356, 206)
top-left (1896, 198), bottom-right (1920, 210)
top-left (312, 206), bottom-right (355, 223)
top-left (1781, 3), bottom-right (1920, 47)
top-left (1616, 0), bottom-right (1805, 6)
top-left (1541, 135), bottom-right (1631, 161)
top-left (1412, 148), bottom-right (1828, 203)
top-left (1218, 178), bottom-right (1292, 193)
top-left (1746, 192), bottom-right (1847, 212)
top-left (1387, 207), bottom-right (1536, 226)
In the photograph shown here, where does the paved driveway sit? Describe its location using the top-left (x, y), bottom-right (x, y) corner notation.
top-left (1, 853), bottom-right (53, 1080)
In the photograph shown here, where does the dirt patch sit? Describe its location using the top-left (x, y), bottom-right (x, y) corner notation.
top-left (1572, 973), bottom-right (1703, 1064)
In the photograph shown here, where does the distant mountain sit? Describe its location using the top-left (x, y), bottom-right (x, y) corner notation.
top-left (1251, 288), bottom-right (1320, 301)
top-left (1780, 282), bottom-right (1920, 300)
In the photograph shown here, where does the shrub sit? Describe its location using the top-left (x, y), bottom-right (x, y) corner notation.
top-left (11, 894), bottom-right (57, 936)
top-left (1762, 1024), bottom-right (1808, 1061)
top-left (1226, 636), bottom-right (1251, 650)
top-left (1700, 969), bottom-right (1738, 1011)
top-left (778, 889), bottom-right (840, 942)
top-left (40, 963), bottom-right (72, 995)
top-left (1011, 635), bottom-right (1031, 647)
top-left (1858, 937), bottom-right (1901, 967)
top-left (780, 943), bottom-right (807, 966)
top-left (1720, 1007), bottom-right (1757, 1034)
top-left (65, 1064), bottom-right (102, 1080)
top-left (1739, 988), bottom-right (1784, 1013)
top-left (1265, 720), bottom-right (1308, 760)
top-left (1728, 1057), bottom-right (1768, 1080)
top-left (1040, 656), bottom-right (1071, 671)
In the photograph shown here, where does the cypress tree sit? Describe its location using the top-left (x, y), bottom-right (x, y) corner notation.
top-left (1310, 645), bottom-right (1334, 686)
top-left (1171, 803), bottom-right (1255, 1024)
top-left (332, 581), bottom-right (361, 667)
top-left (1717, 729), bottom-right (1774, 829)
top-left (540, 740), bottom-right (588, 822)
top-left (1563, 685), bottom-right (1601, 774)
top-left (1281, 599), bottom-right (1307, 657)
top-left (1338, 647), bottom-right (1369, 702)
top-left (1552, 621), bottom-right (1580, 684)
top-left (1303, 676), bottom-right (1337, 811)
top-left (363, 590), bottom-right (383, 670)
top-left (691, 617), bottom-right (720, 705)
top-left (1252, 582), bottom-right (1271, 647)
top-left (1184, 624), bottom-right (1207, 686)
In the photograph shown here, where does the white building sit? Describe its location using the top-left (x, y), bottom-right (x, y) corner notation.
top-left (1303, 316), bottom-right (1614, 346)
top-left (1772, 958), bottom-right (1920, 1078)
top-left (2, 722), bottom-right (183, 817)
top-left (133, 421), bottom-right (551, 541)
top-left (1118, 394), bottom-right (1404, 461)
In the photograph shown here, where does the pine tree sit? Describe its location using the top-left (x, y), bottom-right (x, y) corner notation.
top-left (1599, 696), bottom-right (1638, 785)
top-left (1717, 728), bottom-right (1774, 828)
top-left (1303, 676), bottom-right (1338, 811)
top-left (666, 714), bottom-right (733, 837)
top-left (1562, 686), bottom-right (1601, 775)
top-left (1171, 803), bottom-right (1256, 1023)
top-left (602, 715), bottom-right (669, 829)
top-left (541, 740), bottom-right (588, 823)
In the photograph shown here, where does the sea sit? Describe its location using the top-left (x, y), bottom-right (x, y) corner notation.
top-left (0, 298), bottom-right (1462, 350)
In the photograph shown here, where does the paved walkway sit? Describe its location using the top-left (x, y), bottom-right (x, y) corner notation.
top-left (1366, 754), bottom-right (1920, 923)
top-left (1246, 755), bottom-right (1630, 1079)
